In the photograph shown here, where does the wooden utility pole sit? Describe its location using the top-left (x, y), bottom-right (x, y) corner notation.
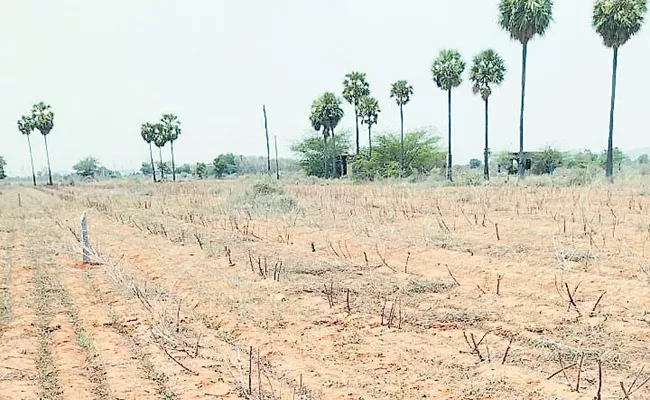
top-left (274, 135), bottom-right (280, 180)
top-left (263, 105), bottom-right (271, 173)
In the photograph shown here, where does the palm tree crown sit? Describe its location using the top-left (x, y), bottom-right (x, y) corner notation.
top-left (358, 96), bottom-right (380, 127)
top-left (390, 81), bottom-right (413, 106)
top-left (31, 102), bottom-right (54, 135)
top-left (593, 0), bottom-right (647, 48)
top-left (154, 124), bottom-right (168, 148)
top-left (470, 50), bottom-right (507, 100)
top-left (141, 123), bottom-right (156, 143)
top-left (161, 114), bottom-right (181, 141)
top-left (342, 72), bottom-right (370, 107)
top-left (18, 116), bottom-right (34, 136)
top-left (315, 92), bottom-right (344, 132)
top-left (431, 49), bottom-right (466, 90)
top-left (499, 0), bottom-right (554, 44)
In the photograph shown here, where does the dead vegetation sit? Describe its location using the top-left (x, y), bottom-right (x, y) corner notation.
top-left (4, 179), bottom-right (650, 399)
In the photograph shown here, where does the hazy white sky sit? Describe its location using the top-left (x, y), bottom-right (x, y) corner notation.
top-left (1, 0), bottom-right (648, 176)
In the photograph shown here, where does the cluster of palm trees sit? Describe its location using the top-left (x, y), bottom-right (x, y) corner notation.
top-left (140, 114), bottom-right (182, 182)
top-left (17, 102), bottom-right (55, 186)
top-left (310, 0), bottom-right (647, 182)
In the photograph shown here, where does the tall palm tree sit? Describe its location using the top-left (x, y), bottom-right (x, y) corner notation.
top-left (311, 93), bottom-right (344, 177)
top-left (141, 122), bottom-right (158, 182)
top-left (389, 80), bottom-right (414, 174)
top-left (593, 0), bottom-right (647, 181)
top-left (499, 0), bottom-right (553, 177)
top-left (358, 96), bottom-right (381, 157)
top-left (310, 99), bottom-right (330, 177)
top-left (153, 123), bottom-right (168, 181)
top-left (161, 114), bottom-right (181, 181)
top-left (342, 72), bottom-right (370, 155)
top-left (31, 102), bottom-right (55, 185)
top-left (18, 116), bottom-right (37, 186)
top-left (431, 49), bottom-right (466, 182)
top-left (470, 49), bottom-right (507, 181)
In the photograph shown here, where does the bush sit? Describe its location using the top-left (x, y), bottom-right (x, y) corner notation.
top-left (291, 131), bottom-right (351, 178)
top-left (348, 129), bottom-right (445, 181)
top-left (233, 179), bottom-right (298, 216)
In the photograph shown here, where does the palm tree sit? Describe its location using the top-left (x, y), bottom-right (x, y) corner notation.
top-left (470, 49), bottom-right (507, 181)
top-left (31, 102), bottom-right (55, 185)
top-left (18, 116), bottom-right (37, 186)
top-left (389, 80), bottom-right (414, 174)
top-left (141, 122), bottom-right (158, 182)
top-left (161, 114), bottom-right (181, 181)
top-left (343, 72), bottom-right (371, 155)
top-left (431, 49), bottom-right (466, 182)
top-left (499, 0), bottom-right (554, 177)
top-left (311, 93), bottom-right (344, 177)
top-left (310, 99), bottom-right (330, 177)
top-left (153, 123), bottom-right (168, 181)
top-left (358, 96), bottom-right (381, 156)
top-left (593, 0), bottom-right (647, 181)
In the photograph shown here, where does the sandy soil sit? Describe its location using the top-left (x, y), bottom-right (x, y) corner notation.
top-left (1, 179), bottom-right (650, 399)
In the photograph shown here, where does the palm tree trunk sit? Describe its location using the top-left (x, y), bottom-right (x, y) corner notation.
top-left (606, 47), bottom-right (619, 181)
top-left (158, 147), bottom-right (165, 180)
top-left (323, 134), bottom-right (328, 178)
top-left (26, 135), bottom-right (36, 186)
top-left (331, 128), bottom-right (337, 177)
top-left (43, 135), bottom-right (53, 185)
top-left (447, 88), bottom-right (453, 182)
top-left (399, 104), bottom-right (404, 175)
top-left (355, 104), bottom-right (360, 155)
top-left (368, 125), bottom-right (372, 157)
top-left (484, 97), bottom-right (490, 181)
top-left (518, 42), bottom-right (528, 178)
top-left (170, 140), bottom-right (176, 181)
top-left (149, 142), bottom-right (157, 182)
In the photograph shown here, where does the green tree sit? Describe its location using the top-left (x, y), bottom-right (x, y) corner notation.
top-left (469, 158), bottom-right (482, 169)
top-left (310, 93), bottom-right (345, 177)
top-left (499, 0), bottom-right (554, 177)
top-left (73, 157), bottom-right (100, 178)
top-left (342, 72), bottom-right (371, 155)
top-left (431, 49), bottom-right (466, 182)
top-left (566, 150), bottom-right (600, 169)
top-left (637, 154), bottom-right (649, 164)
top-left (470, 49), bottom-right (507, 181)
top-left (389, 80), bottom-right (414, 174)
top-left (213, 153), bottom-right (238, 177)
top-left (18, 116), bottom-right (37, 186)
top-left (531, 147), bottom-right (563, 175)
top-left (153, 123), bottom-right (168, 180)
top-left (140, 122), bottom-right (157, 182)
top-left (140, 162), bottom-right (152, 176)
top-left (31, 102), bottom-right (55, 185)
top-left (161, 114), bottom-right (181, 181)
top-left (292, 131), bottom-right (351, 178)
top-left (370, 130), bottom-right (445, 177)
top-left (0, 156), bottom-right (6, 180)
top-left (358, 96), bottom-right (381, 156)
top-left (195, 162), bottom-right (208, 179)
top-left (598, 147), bottom-right (628, 169)
top-left (176, 163), bottom-right (192, 174)
top-left (593, 0), bottom-right (647, 181)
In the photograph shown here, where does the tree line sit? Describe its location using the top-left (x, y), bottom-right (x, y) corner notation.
top-left (307, 0), bottom-right (646, 182)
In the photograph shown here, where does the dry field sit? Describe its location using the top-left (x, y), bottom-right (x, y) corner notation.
top-left (1, 178), bottom-right (650, 400)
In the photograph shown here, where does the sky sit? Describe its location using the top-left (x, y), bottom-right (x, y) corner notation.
top-left (1, 0), bottom-right (649, 176)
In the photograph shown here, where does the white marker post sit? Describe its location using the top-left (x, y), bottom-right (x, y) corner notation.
top-left (81, 212), bottom-right (90, 263)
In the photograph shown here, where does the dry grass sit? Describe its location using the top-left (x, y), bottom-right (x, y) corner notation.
top-left (2, 176), bottom-right (650, 399)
